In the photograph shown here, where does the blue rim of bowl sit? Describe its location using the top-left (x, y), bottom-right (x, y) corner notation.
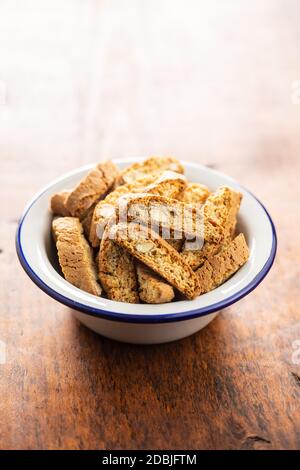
top-left (15, 169), bottom-right (277, 324)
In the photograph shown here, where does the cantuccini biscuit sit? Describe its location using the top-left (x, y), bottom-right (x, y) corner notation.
top-left (136, 263), bottom-right (175, 304)
top-left (202, 186), bottom-right (242, 244)
top-left (114, 156), bottom-right (184, 187)
top-left (182, 186), bottom-right (242, 269)
top-left (50, 190), bottom-right (70, 216)
top-left (196, 233), bottom-right (249, 294)
top-left (182, 183), bottom-right (210, 205)
top-left (140, 171), bottom-right (186, 199)
top-left (120, 194), bottom-right (217, 244)
top-left (110, 222), bottom-right (200, 300)
top-left (52, 217), bottom-right (101, 296)
top-left (98, 224), bottom-right (139, 303)
top-left (65, 161), bottom-right (119, 219)
top-left (89, 172), bottom-right (187, 247)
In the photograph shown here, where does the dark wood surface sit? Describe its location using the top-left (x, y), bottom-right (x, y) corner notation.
top-left (0, 0), bottom-right (300, 449)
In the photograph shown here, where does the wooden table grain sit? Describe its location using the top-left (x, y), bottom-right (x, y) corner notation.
top-left (0, 0), bottom-right (300, 450)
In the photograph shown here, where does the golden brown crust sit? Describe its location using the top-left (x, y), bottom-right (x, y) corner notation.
top-left (65, 161), bottom-right (119, 218)
top-left (196, 233), bottom-right (249, 294)
top-left (202, 186), bottom-right (242, 244)
top-left (110, 222), bottom-right (200, 300)
top-left (98, 225), bottom-right (139, 303)
top-left (52, 217), bottom-right (101, 296)
top-left (114, 156), bottom-right (184, 187)
top-left (140, 171), bottom-right (187, 199)
top-left (136, 263), bottom-right (175, 304)
top-left (50, 191), bottom-right (70, 216)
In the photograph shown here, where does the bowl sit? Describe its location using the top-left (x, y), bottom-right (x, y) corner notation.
top-left (16, 158), bottom-right (277, 344)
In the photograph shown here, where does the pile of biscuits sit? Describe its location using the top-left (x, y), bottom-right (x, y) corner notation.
top-left (50, 157), bottom-right (249, 304)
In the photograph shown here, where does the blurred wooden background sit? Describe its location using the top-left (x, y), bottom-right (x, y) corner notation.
top-left (0, 0), bottom-right (300, 449)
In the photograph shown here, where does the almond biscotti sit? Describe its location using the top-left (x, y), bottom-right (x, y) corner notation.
top-left (202, 186), bottom-right (242, 244)
top-left (136, 263), bottom-right (175, 304)
top-left (139, 170), bottom-right (186, 199)
top-left (114, 156), bottom-right (184, 187)
top-left (98, 225), bottom-right (139, 303)
top-left (123, 193), bottom-right (207, 238)
top-left (49, 157), bottom-right (249, 305)
top-left (52, 217), bottom-right (101, 296)
top-left (182, 186), bottom-right (242, 269)
top-left (204, 186), bottom-right (242, 240)
top-left (65, 161), bottom-right (119, 219)
top-left (196, 233), bottom-right (249, 294)
top-left (50, 190), bottom-right (70, 216)
top-left (89, 172), bottom-right (187, 247)
top-left (110, 222), bottom-right (200, 300)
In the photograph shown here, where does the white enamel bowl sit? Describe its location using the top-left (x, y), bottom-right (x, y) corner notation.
top-left (16, 158), bottom-right (277, 344)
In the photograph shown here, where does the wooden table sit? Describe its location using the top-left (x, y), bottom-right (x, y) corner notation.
top-left (0, 0), bottom-right (299, 450)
